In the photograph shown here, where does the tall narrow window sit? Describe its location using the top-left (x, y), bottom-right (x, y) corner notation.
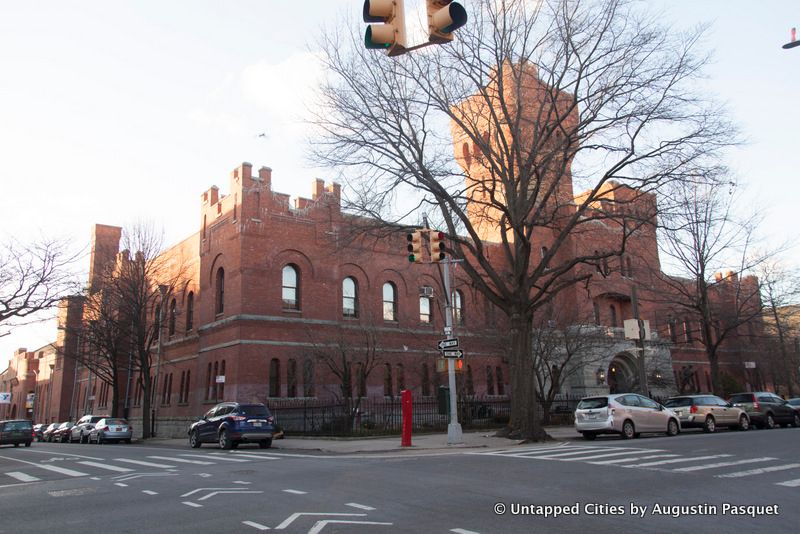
top-left (486, 366), bottom-right (495, 395)
top-left (343, 277), bottom-right (358, 318)
top-left (179, 371), bottom-right (186, 404)
top-left (356, 363), bottom-right (367, 398)
top-left (269, 358), bottom-right (281, 397)
top-left (593, 301), bottom-right (601, 325)
top-left (287, 359), bottom-right (297, 397)
top-left (421, 363), bottom-right (430, 397)
top-left (303, 359), bottom-right (314, 397)
top-left (168, 298), bottom-right (177, 336)
top-left (419, 295), bottom-right (431, 323)
top-left (684, 318), bottom-right (693, 342)
top-left (609, 305), bottom-right (618, 327)
top-left (383, 363), bottom-right (393, 397)
top-left (205, 363), bottom-right (213, 400)
top-left (212, 361), bottom-right (219, 401)
top-left (186, 292), bottom-right (194, 332)
top-left (282, 265), bottom-right (300, 309)
top-left (396, 363), bottom-right (405, 393)
top-left (668, 316), bottom-right (677, 343)
top-left (452, 290), bottom-right (464, 325)
top-left (496, 366), bottom-right (505, 395)
top-left (218, 360), bottom-right (225, 400)
top-left (383, 282), bottom-right (397, 321)
top-left (184, 370), bottom-right (191, 403)
top-left (215, 267), bottom-right (225, 315)
top-left (466, 365), bottom-right (475, 395)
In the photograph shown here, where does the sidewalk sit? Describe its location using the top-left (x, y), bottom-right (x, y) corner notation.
top-left (145, 425), bottom-right (581, 454)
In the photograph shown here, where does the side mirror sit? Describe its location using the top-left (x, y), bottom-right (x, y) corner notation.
top-left (658, 404), bottom-right (664, 411)
top-left (726, 402), bottom-right (733, 408)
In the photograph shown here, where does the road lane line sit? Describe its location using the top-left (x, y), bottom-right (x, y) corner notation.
top-left (308, 520), bottom-right (392, 534)
top-left (147, 456), bottom-right (214, 465)
top-left (182, 501), bottom-right (203, 507)
top-left (626, 455), bottom-right (731, 468)
top-left (142, 490), bottom-right (158, 495)
top-left (282, 489), bottom-right (307, 495)
top-left (717, 464), bottom-right (800, 478)
top-left (114, 458), bottom-right (176, 468)
top-left (673, 457), bottom-right (776, 473)
top-left (346, 503), bottom-right (376, 511)
top-left (35, 464), bottom-right (89, 477)
top-left (451, 529), bottom-right (481, 534)
top-left (777, 478), bottom-right (800, 488)
top-left (182, 453), bottom-right (251, 463)
top-left (77, 461), bottom-right (134, 472)
top-left (242, 520), bottom-right (271, 531)
top-left (275, 513), bottom-right (365, 530)
top-left (115, 483), bottom-right (128, 487)
top-left (6, 472), bottom-right (40, 482)
top-left (558, 450), bottom-right (662, 461)
top-left (589, 454), bottom-right (679, 465)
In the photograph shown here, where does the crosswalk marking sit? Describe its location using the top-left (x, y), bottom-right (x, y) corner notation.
top-left (672, 457), bottom-right (776, 473)
top-left (717, 464), bottom-right (800, 479)
top-left (530, 448), bottom-right (624, 459)
top-left (589, 454), bottom-right (679, 465)
top-left (776, 478), bottom-right (800, 488)
top-left (115, 458), bottom-right (176, 468)
top-left (185, 454), bottom-right (251, 463)
top-left (6, 472), bottom-right (40, 482)
top-left (556, 450), bottom-right (661, 461)
top-left (626, 455), bottom-right (732, 468)
top-left (35, 464), bottom-right (89, 477)
top-left (76, 461), bottom-right (135, 473)
top-left (147, 456), bottom-right (215, 465)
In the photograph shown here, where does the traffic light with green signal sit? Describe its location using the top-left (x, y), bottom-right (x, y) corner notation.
top-left (407, 230), bottom-right (423, 263)
top-left (363, 0), bottom-right (407, 56)
top-left (430, 230), bottom-right (446, 262)
top-left (426, 0), bottom-right (467, 44)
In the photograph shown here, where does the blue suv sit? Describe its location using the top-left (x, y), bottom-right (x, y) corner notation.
top-left (188, 402), bottom-right (275, 449)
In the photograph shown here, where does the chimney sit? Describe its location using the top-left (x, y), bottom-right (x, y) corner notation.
top-left (258, 166), bottom-right (272, 189)
top-left (312, 179), bottom-right (325, 200)
top-left (715, 272), bottom-right (723, 282)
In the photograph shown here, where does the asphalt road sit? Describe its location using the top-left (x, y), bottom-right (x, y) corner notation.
top-left (1, 426), bottom-right (798, 533)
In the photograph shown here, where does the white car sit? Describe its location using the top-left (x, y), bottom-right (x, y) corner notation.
top-left (574, 393), bottom-right (681, 440)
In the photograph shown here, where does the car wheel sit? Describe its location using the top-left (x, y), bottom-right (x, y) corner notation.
top-left (219, 429), bottom-right (232, 450)
top-left (666, 419), bottom-right (679, 437)
top-left (189, 430), bottom-right (202, 448)
top-left (738, 415), bottom-right (750, 431)
top-left (25, 442), bottom-right (31, 447)
top-left (81, 433), bottom-right (88, 444)
top-left (765, 413), bottom-right (776, 429)
top-left (260, 439), bottom-right (273, 448)
top-left (621, 420), bottom-right (635, 440)
top-left (703, 416), bottom-right (716, 433)
top-left (792, 413), bottom-right (800, 428)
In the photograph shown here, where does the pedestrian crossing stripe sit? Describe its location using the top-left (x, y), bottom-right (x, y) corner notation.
top-left (6, 471), bottom-right (40, 482)
top-left (716, 464), bottom-right (800, 479)
top-left (672, 457), bottom-right (776, 473)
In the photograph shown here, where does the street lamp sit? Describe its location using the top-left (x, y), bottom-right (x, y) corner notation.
top-left (783, 27), bottom-right (799, 49)
top-left (596, 367), bottom-right (606, 385)
top-left (152, 284), bottom-right (168, 437)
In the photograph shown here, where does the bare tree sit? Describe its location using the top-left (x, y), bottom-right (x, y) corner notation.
top-left (311, 0), bottom-right (734, 439)
top-left (757, 261), bottom-right (800, 397)
top-left (653, 180), bottom-right (767, 395)
top-left (0, 236), bottom-right (81, 337)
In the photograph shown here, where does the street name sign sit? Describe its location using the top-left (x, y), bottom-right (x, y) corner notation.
top-left (437, 338), bottom-right (459, 350)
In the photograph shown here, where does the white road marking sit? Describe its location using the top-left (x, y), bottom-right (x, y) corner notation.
top-left (717, 464), bottom-right (800, 478)
top-left (147, 455), bottom-right (214, 465)
top-left (6, 472), bottom-right (40, 482)
top-left (115, 458), bottom-right (176, 468)
top-left (522, 448), bottom-right (619, 459)
top-left (227, 452), bottom-right (280, 460)
top-left (308, 520), bottom-right (392, 534)
top-left (77, 461), bottom-right (134, 473)
top-left (19, 450), bottom-right (105, 460)
top-left (275, 513), bottom-right (366, 530)
top-left (558, 450), bottom-right (660, 461)
top-left (589, 454), bottom-right (679, 465)
top-left (181, 487), bottom-right (254, 497)
top-left (181, 453), bottom-right (251, 463)
top-left (451, 529), bottom-right (481, 534)
top-left (673, 457), bottom-right (776, 473)
top-left (114, 482), bottom-right (128, 487)
top-left (182, 501), bottom-right (202, 507)
top-left (282, 489), bottom-right (307, 495)
top-left (233, 480), bottom-right (252, 485)
top-left (197, 490), bottom-right (263, 501)
top-left (777, 478), bottom-right (800, 488)
top-left (242, 520), bottom-right (271, 531)
top-left (626, 455), bottom-right (732, 468)
top-left (142, 490), bottom-right (158, 495)
top-left (90, 477), bottom-right (101, 480)
top-left (35, 464), bottom-right (89, 477)
top-left (345, 503), bottom-right (376, 511)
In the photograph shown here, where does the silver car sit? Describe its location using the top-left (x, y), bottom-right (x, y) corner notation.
top-left (575, 393), bottom-right (681, 440)
top-left (89, 418), bottom-right (133, 444)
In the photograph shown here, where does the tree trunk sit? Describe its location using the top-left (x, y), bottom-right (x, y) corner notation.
top-left (111, 382), bottom-right (120, 418)
top-left (508, 311), bottom-right (547, 441)
top-left (141, 374), bottom-right (152, 439)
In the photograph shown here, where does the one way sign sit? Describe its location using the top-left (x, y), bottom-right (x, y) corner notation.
top-left (437, 338), bottom-right (459, 350)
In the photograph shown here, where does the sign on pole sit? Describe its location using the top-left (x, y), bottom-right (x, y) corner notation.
top-left (442, 349), bottom-right (464, 359)
top-left (215, 375), bottom-right (226, 383)
top-left (0, 392), bottom-right (11, 404)
top-left (437, 338), bottom-right (459, 350)
top-left (744, 361), bottom-right (756, 369)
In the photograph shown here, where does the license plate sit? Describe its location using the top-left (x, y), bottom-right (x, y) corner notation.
top-left (253, 422), bottom-right (262, 427)
top-left (116, 427), bottom-right (122, 431)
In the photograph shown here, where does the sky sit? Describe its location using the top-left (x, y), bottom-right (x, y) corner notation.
top-left (2, 1), bottom-right (799, 368)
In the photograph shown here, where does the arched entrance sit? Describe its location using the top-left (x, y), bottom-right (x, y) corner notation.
top-left (607, 353), bottom-right (638, 394)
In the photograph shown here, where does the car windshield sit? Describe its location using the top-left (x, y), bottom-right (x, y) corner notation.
top-left (729, 394), bottom-right (753, 404)
top-left (665, 398), bottom-right (693, 407)
top-left (238, 405), bottom-right (271, 417)
top-left (577, 398), bottom-right (608, 410)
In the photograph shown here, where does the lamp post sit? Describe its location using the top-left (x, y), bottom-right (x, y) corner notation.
top-left (152, 284), bottom-right (168, 437)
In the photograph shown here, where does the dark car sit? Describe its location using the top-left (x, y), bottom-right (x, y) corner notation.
top-left (70, 415), bottom-right (107, 443)
top-left (42, 422), bottom-right (60, 442)
top-left (188, 402), bottom-right (275, 449)
top-left (729, 392), bottom-right (800, 429)
top-left (0, 419), bottom-right (33, 447)
top-left (52, 422), bottom-right (75, 443)
top-left (33, 423), bottom-right (47, 442)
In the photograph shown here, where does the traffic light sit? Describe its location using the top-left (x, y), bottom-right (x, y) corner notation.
top-left (430, 230), bottom-right (446, 262)
top-left (363, 0), bottom-right (407, 57)
top-left (407, 230), bottom-right (423, 263)
top-left (426, 0), bottom-right (467, 44)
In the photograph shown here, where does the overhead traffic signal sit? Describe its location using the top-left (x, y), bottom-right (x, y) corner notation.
top-left (363, 0), bottom-right (407, 56)
top-left (407, 230), bottom-right (423, 263)
top-left (426, 0), bottom-right (467, 44)
top-left (430, 230), bottom-right (446, 262)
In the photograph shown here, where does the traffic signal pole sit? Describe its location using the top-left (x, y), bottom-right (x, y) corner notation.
top-left (442, 258), bottom-right (463, 445)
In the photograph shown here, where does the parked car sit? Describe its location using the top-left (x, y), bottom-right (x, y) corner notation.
top-left (664, 395), bottom-right (750, 432)
top-left (787, 398), bottom-right (800, 409)
top-left (52, 422), bottom-right (75, 443)
top-left (70, 415), bottom-right (107, 443)
top-left (0, 419), bottom-right (33, 447)
top-left (728, 392), bottom-right (800, 429)
top-left (42, 422), bottom-right (60, 442)
top-left (574, 393), bottom-right (681, 440)
top-left (33, 423), bottom-right (47, 442)
top-left (89, 418), bottom-right (133, 444)
top-left (188, 402), bottom-right (275, 449)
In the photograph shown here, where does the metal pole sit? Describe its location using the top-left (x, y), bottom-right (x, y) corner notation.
top-left (152, 285), bottom-right (167, 437)
top-left (631, 285), bottom-right (649, 396)
top-left (69, 332), bottom-right (80, 422)
top-left (123, 321), bottom-right (133, 419)
top-left (443, 260), bottom-right (463, 445)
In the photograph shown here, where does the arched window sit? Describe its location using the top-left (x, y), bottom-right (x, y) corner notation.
top-left (383, 363), bottom-right (393, 397)
top-left (343, 277), bottom-right (358, 318)
top-left (168, 298), bottom-right (177, 336)
top-left (486, 366), bottom-right (495, 395)
top-left (382, 282), bottom-right (397, 321)
top-left (282, 265), bottom-right (299, 310)
top-left (303, 359), bottom-right (315, 397)
top-left (452, 290), bottom-right (464, 325)
top-left (185, 292), bottom-right (194, 332)
top-left (287, 359), bottom-right (297, 398)
top-left (269, 358), bottom-right (281, 397)
top-left (421, 363), bottom-right (430, 396)
top-left (609, 305), bottom-right (618, 327)
top-left (419, 295), bottom-right (431, 324)
top-left (215, 267), bottom-right (225, 315)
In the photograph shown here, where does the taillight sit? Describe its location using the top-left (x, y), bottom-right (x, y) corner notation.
top-left (267, 416), bottom-right (274, 424)
top-left (690, 405), bottom-right (698, 414)
top-left (230, 416), bottom-right (247, 422)
top-left (753, 401), bottom-right (760, 410)
top-left (97, 425), bottom-right (108, 431)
